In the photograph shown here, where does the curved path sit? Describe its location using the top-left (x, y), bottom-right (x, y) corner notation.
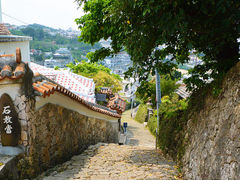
top-left (38, 110), bottom-right (180, 180)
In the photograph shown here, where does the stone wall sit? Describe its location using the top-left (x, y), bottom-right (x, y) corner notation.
top-left (0, 94), bottom-right (34, 150)
top-left (19, 103), bottom-right (119, 177)
top-left (182, 62), bottom-right (240, 179)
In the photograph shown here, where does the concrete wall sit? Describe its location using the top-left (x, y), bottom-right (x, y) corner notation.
top-left (0, 41), bottom-right (30, 62)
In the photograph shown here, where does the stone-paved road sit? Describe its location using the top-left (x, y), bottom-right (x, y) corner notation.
top-left (37, 110), bottom-right (180, 180)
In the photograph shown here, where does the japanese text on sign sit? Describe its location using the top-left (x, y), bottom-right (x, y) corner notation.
top-left (2, 106), bottom-right (12, 134)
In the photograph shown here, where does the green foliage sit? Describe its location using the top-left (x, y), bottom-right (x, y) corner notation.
top-left (93, 71), bottom-right (122, 93)
top-left (136, 74), bottom-right (180, 107)
top-left (67, 61), bottom-right (111, 77)
top-left (30, 40), bottom-right (58, 52)
top-left (67, 61), bottom-right (122, 93)
top-left (147, 94), bottom-right (188, 160)
top-left (10, 25), bottom-right (101, 60)
top-left (76, 0), bottom-right (240, 90)
top-left (135, 104), bottom-right (148, 123)
top-left (54, 66), bottom-right (60, 70)
top-left (147, 110), bottom-right (158, 136)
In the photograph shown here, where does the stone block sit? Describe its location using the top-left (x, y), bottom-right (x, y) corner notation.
top-left (21, 131), bottom-right (28, 141)
top-left (18, 111), bottom-right (27, 120)
top-left (14, 96), bottom-right (21, 106)
top-left (18, 101), bottom-right (26, 111)
top-left (20, 95), bottom-right (27, 102)
top-left (20, 120), bottom-right (28, 131)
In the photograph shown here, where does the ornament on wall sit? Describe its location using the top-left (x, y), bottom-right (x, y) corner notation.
top-left (0, 93), bottom-right (21, 146)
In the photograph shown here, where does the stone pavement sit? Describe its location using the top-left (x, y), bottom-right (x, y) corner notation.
top-left (121, 109), bottom-right (155, 147)
top-left (37, 110), bottom-right (180, 180)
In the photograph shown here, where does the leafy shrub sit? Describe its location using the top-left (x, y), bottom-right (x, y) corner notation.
top-left (147, 94), bottom-right (188, 161)
top-left (67, 61), bottom-right (122, 93)
top-left (136, 74), bottom-right (180, 107)
top-left (147, 110), bottom-right (157, 135)
top-left (93, 71), bottom-right (122, 93)
top-left (135, 104), bottom-right (148, 123)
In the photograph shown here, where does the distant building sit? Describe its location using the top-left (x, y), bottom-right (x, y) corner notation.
top-left (100, 40), bottom-right (132, 76)
top-left (44, 48), bottom-right (73, 68)
top-left (44, 59), bottom-right (61, 68)
top-left (102, 51), bottom-right (132, 76)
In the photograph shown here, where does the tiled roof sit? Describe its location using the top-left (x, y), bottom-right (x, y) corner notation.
top-left (175, 84), bottom-right (191, 99)
top-left (0, 49), bottom-right (27, 81)
top-left (0, 49), bottom-right (121, 118)
top-left (100, 87), bottom-right (113, 95)
top-left (0, 24), bottom-right (11, 35)
top-left (33, 74), bottom-right (121, 118)
top-left (29, 63), bottom-right (96, 103)
top-left (107, 94), bottom-right (126, 114)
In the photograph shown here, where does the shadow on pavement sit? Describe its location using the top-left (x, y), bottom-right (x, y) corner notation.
top-left (126, 125), bottom-right (140, 146)
top-left (125, 149), bottom-right (175, 166)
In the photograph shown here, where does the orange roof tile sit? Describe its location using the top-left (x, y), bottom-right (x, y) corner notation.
top-left (100, 87), bottom-right (113, 95)
top-left (33, 75), bottom-right (121, 118)
top-left (107, 94), bottom-right (126, 114)
top-left (0, 24), bottom-right (11, 35)
top-left (0, 49), bottom-right (27, 81)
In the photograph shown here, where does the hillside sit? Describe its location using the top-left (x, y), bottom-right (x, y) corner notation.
top-left (9, 24), bottom-right (101, 61)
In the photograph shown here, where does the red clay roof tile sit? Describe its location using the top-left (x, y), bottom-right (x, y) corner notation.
top-left (33, 76), bottom-right (121, 118)
top-left (0, 50), bottom-right (27, 81)
top-left (0, 24), bottom-right (11, 35)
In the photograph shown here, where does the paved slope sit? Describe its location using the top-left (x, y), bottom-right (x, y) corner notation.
top-left (121, 109), bottom-right (155, 147)
top-left (37, 110), bottom-right (180, 180)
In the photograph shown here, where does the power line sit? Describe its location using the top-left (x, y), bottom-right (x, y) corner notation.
top-left (2, 12), bottom-right (29, 25)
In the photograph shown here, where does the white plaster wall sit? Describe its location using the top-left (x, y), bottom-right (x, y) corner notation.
top-left (0, 41), bottom-right (30, 62)
top-left (36, 92), bottom-right (119, 122)
top-left (0, 82), bottom-right (21, 100)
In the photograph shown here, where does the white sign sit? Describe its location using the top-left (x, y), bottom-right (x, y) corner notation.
top-left (2, 105), bottom-right (12, 134)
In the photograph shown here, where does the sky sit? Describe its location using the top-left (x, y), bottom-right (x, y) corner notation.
top-left (1, 0), bottom-right (84, 30)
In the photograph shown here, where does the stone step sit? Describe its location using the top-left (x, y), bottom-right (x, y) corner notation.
top-left (0, 154), bottom-right (19, 180)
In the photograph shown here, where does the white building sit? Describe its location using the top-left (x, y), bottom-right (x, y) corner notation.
top-left (0, 0), bottom-right (32, 62)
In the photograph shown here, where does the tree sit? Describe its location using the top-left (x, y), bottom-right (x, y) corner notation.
top-left (93, 71), bottom-right (122, 93)
top-left (67, 61), bottom-right (122, 93)
top-left (136, 74), bottom-right (180, 107)
top-left (76, 0), bottom-right (240, 90)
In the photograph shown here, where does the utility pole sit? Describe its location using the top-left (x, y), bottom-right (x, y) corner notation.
top-left (155, 69), bottom-right (161, 149)
top-left (0, 0), bottom-right (2, 23)
top-left (131, 95), bottom-right (134, 117)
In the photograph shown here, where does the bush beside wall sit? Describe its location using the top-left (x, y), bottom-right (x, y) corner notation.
top-left (147, 95), bottom-right (188, 162)
top-left (134, 104), bottom-right (148, 123)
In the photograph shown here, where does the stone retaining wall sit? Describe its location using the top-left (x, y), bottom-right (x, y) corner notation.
top-left (18, 103), bottom-right (119, 178)
top-left (182, 62), bottom-right (240, 179)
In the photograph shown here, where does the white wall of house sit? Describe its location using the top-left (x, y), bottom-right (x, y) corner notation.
top-left (0, 81), bottom-right (22, 100)
top-left (36, 92), bottom-right (119, 122)
top-left (0, 41), bottom-right (30, 62)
